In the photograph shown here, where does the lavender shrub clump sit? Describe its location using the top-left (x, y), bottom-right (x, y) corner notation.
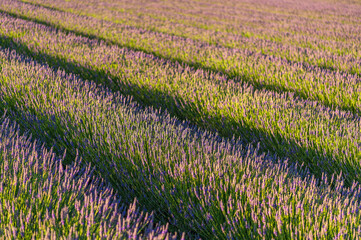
top-left (0, 0), bottom-right (360, 238)
top-left (0, 114), bottom-right (180, 239)
top-left (0, 12), bottom-right (360, 187)
top-left (0, 48), bottom-right (361, 239)
top-left (0, 0), bottom-right (360, 114)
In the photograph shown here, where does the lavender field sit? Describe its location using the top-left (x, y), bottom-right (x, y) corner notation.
top-left (0, 0), bottom-right (360, 239)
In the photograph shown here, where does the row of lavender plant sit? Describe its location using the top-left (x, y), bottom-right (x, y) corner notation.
top-left (20, 0), bottom-right (361, 54)
top-left (0, 13), bottom-right (360, 188)
top-left (1, 0), bottom-right (361, 116)
top-left (18, 0), bottom-right (361, 75)
top-left (0, 113), bottom-right (179, 239)
top-left (1, 46), bottom-right (361, 239)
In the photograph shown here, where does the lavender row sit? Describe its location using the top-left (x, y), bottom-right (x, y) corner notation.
top-left (1, 0), bottom-right (360, 116)
top-left (0, 13), bottom-right (360, 187)
top-left (21, 0), bottom-right (361, 51)
top-left (0, 114), bottom-right (180, 239)
top-left (1, 47), bottom-right (361, 239)
top-left (18, 0), bottom-right (361, 75)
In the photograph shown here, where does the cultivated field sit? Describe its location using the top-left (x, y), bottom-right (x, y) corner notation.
top-left (0, 0), bottom-right (360, 239)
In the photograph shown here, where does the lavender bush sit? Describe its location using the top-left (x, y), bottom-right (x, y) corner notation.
top-left (0, 0), bottom-right (360, 238)
top-left (0, 114), bottom-right (180, 239)
top-left (0, 0), bottom-right (360, 115)
top-left (0, 48), bottom-right (361, 239)
top-left (0, 13), bottom-right (360, 187)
